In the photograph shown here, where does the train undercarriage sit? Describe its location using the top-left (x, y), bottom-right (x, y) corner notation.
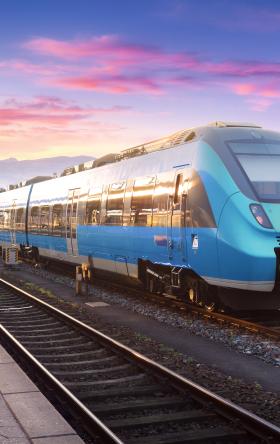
top-left (139, 259), bottom-right (280, 311)
top-left (17, 245), bottom-right (280, 311)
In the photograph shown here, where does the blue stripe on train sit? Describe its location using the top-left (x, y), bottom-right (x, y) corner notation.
top-left (0, 220), bottom-right (276, 284)
top-left (28, 233), bottom-right (67, 252)
top-left (77, 225), bottom-right (219, 277)
top-left (0, 230), bottom-right (67, 253)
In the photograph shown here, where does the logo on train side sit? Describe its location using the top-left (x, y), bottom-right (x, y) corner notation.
top-left (192, 234), bottom-right (199, 249)
top-left (154, 235), bottom-right (168, 246)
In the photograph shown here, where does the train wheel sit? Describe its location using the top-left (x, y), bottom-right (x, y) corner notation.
top-left (187, 281), bottom-right (218, 311)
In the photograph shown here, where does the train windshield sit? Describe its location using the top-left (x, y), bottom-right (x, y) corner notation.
top-left (228, 141), bottom-right (280, 202)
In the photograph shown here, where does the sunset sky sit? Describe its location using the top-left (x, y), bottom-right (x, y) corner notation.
top-left (1, 0), bottom-right (280, 160)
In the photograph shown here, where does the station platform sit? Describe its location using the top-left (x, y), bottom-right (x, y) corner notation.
top-left (0, 345), bottom-right (84, 444)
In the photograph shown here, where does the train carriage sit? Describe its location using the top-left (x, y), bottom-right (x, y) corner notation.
top-left (0, 121), bottom-right (280, 310)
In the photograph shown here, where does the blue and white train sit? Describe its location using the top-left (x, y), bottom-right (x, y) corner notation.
top-left (1, 121), bottom-right (280, 310)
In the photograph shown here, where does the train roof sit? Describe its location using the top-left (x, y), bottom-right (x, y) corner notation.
top-left (8, 121), bottom-right (262, 190)
top-left (60, 121), bottom-right (261, 174)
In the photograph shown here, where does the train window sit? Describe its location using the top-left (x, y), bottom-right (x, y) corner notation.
top-left (86, 194), bottom-right (101, 225)
top-left (40, 206), bottom-right (50, 233)
top-left (0, 208), bottom-right (11, 229)
top-left (66, 202), bottom-right (71, 237)
top-left (228, 141), bottom-right (280, 202)
top-left (0, 208), bottom-right (9, 229)
top-left (152, 177), bottom-right (172, 227)
top-left (0, 209), bottom-right (4, 229)
top-left (15, 208), bottom-right (25, 231)
top-left (52, 204), bottom-right (64, 236)
top-left (3, 209), bottom-right (10, 229)
top-left (187, 172), bottom-right (216, 227)
top-left (105, 182), bottom-right (125, 225)
top-left (30, 206), bottom-right (40, 232)
top-left (10, 207), bottom-right (16, 230)
top-left (71, 202), bottom-right (77, 239)
top-left (131, 177), bottom-right (155, 226)
top-left (173, 174), bottom-right (183, 210)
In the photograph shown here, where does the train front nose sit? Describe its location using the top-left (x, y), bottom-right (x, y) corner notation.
top-left (215, 193), bottom-right (280, 309)
top-left (217, 192), bottom-right (278, 293)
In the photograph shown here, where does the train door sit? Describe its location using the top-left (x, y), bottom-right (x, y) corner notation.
top-left (66, 189), bottom-right (80, 256)
top-left (168, 171), bottom-right (188, 263)
top-left (10, 200), bottom-right (17, 244)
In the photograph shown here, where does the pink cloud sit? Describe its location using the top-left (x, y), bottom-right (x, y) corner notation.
top-left (231, 81), bottom-right (280, 111)
top-left (23, 36), bottom-right (280, 79)
top-left (20, 36), bottom-right (280, 98)
top-left (0, 60), bottom-right (55, 76)
top-left (0, 96), bottom-right (130, 126)
top-left (246, 97), bottom-right (273, 112)
top-left (203, 60), bottom-right (280, 79)
top-left (24, 35), bottom-right (122, 59)
top-left (260, 87), bottom-right (280, 98)
top-left (232, 82), bottom-right (280, 98)
top-left (54, 75), bottom-right (163, 94)
top-left (23, 36), bottom-right (198, 69)
top-left (0, 59), bottom-right (84, 77)
top-left (1, 34), bottom-right (278, 104)
top-left (232, 83), bottom-right (257, 95)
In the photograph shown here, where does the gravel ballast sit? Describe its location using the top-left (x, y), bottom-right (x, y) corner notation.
top-left (10, 263), bottom-right (280, 368)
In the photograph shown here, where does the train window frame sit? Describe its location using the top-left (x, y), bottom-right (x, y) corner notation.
top-left (71, 201), bottom-right (78, 239)
top-left (30, 206), bottom-right (40, 232)
top-left (187, 172), bottom-right (216, 228)
top-left (227, 140), bottom-right (280, 202)
top-left (0, 208), bottom-right (5, 229)
top-left (0, 208), bottom-right (10, 230)
top-left (152, 174), bottom-right (172, 227)
top-left (15, 208), bottom-right (25, 231)
top-left (85, 193), bottom-right (102, 225)
top-left (10, 206), bottom-right (16, 230)
top-left (131, 176), bottom-right (156, 227)
top-left (105, 182), bottom-right (125, 226)
top-left (173, 173), bottom-right (183, 209)
top-left (52, 204), bottom-right (64, 236)
top-left (39, 205), bottom-right (50, 234)
top-left (4, 209), bottom-right (10, 229)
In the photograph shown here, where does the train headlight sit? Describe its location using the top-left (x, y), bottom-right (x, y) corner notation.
top-left (250, 204), bottom-right (273, 229)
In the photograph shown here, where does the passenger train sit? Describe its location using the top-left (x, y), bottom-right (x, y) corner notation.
top-left (0, 121), bottom-right (280, 310)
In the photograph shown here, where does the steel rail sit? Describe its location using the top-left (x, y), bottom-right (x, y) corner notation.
top-left (20, 256), bottom-right (280, 339)
top-left (184, 303), bottom-right (280, 339)
top-left (0, 326), bottom-right (123, 444)
top-left (0, 278), bottom-right (280, 442)
top-left (91, 275), bottom-right (280, 340)
top-left (0, 282), bottom-right (124, 444)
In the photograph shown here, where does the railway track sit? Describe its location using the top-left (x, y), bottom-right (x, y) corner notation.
top-left (89, 275), bottom-right (280, 341)
top-left (23, 258), bottom-right (280, 340)
top-left (0, 278), bottom-right (280, 443)
top-left (177, 301), bottom-right (280, 341)
top-left (49, 259), bottom-right (280, 339)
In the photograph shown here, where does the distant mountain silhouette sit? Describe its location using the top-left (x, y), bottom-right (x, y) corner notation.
top-left (0, 156), bottom-right (95, 188)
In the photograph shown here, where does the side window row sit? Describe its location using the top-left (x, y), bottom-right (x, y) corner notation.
top-left (85, 176), bottom-right (170, 227)
top-left (0, 173), bottom-right (215, 232)
top-left (0, 174), bottom-right (178, 231)
top-left (0, 207), bottom-right (25, 230)
top-left (0, 204), bottom-right (67, 236)
top-left (29, 204), bottom-right (64, 235)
